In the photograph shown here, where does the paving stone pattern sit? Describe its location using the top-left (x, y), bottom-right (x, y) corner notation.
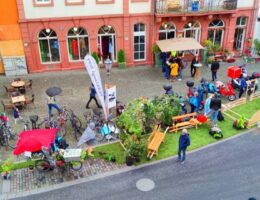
top-left (9, 158), bottom-right (125, 194)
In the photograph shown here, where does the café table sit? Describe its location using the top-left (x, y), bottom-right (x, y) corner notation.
top-left (11, 81), bottom-right (25, 88)
top-left (194, 63), bottom-right (203, 79)
top-left (11, 95), bottom-right (25, 104)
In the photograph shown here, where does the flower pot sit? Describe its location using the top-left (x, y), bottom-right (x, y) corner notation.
top-left (125, 156), bottom-right (135, 166)
top-left (118, 62), bottom-right (126, 69)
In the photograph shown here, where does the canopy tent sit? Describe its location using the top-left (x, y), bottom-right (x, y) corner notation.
top-left (156, 38), bottom-right (204, 52)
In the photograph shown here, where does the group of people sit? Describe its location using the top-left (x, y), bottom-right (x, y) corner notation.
top-left (161, 52), bottom-right (186, 81)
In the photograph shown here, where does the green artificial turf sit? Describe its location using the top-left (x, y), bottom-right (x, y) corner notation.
top-left (231, 98), bottom-right (260, 119)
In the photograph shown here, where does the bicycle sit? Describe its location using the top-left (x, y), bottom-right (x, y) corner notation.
top-left (69, 110), bottom-right (83, 141)
top-left (0, 125), bottom-right (16, 149)
top-left (35, 150), bottom-right (83, 173)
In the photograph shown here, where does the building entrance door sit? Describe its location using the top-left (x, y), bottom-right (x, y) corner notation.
top-left (234, 27), bottom-right (245, 53)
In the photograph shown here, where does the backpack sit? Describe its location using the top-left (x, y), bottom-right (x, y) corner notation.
top-left (55, 137), bottom-right (69, 149)
top-left (217, 111), bottom-right (224, 121)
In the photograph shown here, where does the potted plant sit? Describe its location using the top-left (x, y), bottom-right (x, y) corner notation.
top-left (254, 39), bottom-right (260, 55)
top-left (233, 115), bottom-right (248, 129)
top-left (118, 49), bottom-right (126, 69)
top-left (1, 158), bottom-right (14, 180)
top-left (152, 43), bottom-right (162, 68)
top-left (92, 51), bottom-right (100, 65)
top-left (212, 43), bottom-right (222, 56)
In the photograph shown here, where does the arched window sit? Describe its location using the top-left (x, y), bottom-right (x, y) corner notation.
top-left (38, 29), bottom-right (60, 63)
top-left (183, 21), bottom-right (201, 55)
top-left (133, 23), bottom-right (146, 61)
top-left (159, 22), bottom-right (176, 40)
top-left (236, 16), bottom-right (247, 27)
top-left (67, 27), bottom-right (89, 61)
top-left (207, 19), bottom-right (225, 47)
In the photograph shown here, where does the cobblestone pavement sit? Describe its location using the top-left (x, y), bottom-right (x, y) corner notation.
top-left (8, 158), bottom-right (124, 194)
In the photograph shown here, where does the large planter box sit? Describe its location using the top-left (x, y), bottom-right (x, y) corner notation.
top-left (227, 66), bottom-right (242, 79)
top-left (118, 62), bottom-right (126, 69)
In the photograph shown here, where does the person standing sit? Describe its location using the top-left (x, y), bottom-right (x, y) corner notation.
top-left (209, 93), bottom-right (222, 126)
top-left (165, 54), bottom-right (172, 79)
top-left (190, 56), bottom-right (198, 77)
top-left (211, 58), bottom-right (220, 81)
top-left (86, 83), bottom-right (102, 109)
top-left (13, 105), bottom-right (22, 124)
top-left (239, 76), bottom-right (247, 98)
top-left (170, 60), bottom-right (179, 81)
top-left (47, 95), bottom-right (61, 117)
top-left (177, 129), bottom-right (190, 164)
top-left (189, 91), bottom-right (199, 113)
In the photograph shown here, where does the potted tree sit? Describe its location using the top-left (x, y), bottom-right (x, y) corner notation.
top-left (152, 43), bottom-right (162, 68)
top-left (118, 49), bottom-right (126, 69)
top-left (254, 39), bottom-right (260, 55)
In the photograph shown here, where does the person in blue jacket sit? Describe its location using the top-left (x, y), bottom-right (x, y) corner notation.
top-left (239, 76), bottom-right (247, 98)
top-left (86, 83), bottom-right (102, 109)
top-left (177, 129), bottom-right (190, 164)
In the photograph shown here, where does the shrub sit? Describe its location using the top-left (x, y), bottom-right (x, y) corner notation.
top-left (152, 43), bottom-right (160, 53)
top-left (92, 52), bottom-right (99, 64)
top-left (204, 39), bottom-right (213, 51)
top-left (118, 49), bottom-right (126, 63)
top-left (254, 39), bottom-right (260, 53)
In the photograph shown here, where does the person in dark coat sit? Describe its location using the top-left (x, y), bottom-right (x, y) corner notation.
top-left (190, 56), bottom-right (198, 77)
top-left (211, 58), bottom-right (220, 81)
top-left (239, 76), bottom-right (247, 98)
top-left (86, 83), bottom-right (102, 109)
top-left (177, 129), bottom-right (190, 164)
top-left (209, 92), bottom-right (222, 126)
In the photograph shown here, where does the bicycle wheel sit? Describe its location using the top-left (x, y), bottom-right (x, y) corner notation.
top-left (73, 129), bottom-right (83, 141)
top-left (3, 136), bottom-right (15, 149)
top-left (70, 161), bottom-right (83, 171)
top-left (4, 127), bottom-right (17, 140)
top-left (61, 107), bottom-right (72, 122)
top-left (71, 115), bottom-right (82, 130)
top-left (35, 160), bottom-right (51, 172)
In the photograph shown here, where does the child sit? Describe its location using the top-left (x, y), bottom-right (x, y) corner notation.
top-left (170, 60), bottom-right (179, 81)
top-left (13, 105), bottom-right (22, 124)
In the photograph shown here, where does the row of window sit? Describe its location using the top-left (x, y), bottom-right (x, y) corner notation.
top-left (38, 24), bottom-right (146, 63)
top-left (37, 17), bottom-right (247, 64)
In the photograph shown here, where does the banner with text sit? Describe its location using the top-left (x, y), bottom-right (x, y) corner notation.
top-left (84, 54), bottom-right (107, 119)
top-left (106, 85), bottom-right (116, 109)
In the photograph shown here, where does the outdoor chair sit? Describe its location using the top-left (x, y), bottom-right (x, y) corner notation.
top-left (24, 79), bottom-right (33, 90)
top-left (25, 94), bottom-right (35, 108)
top-left (3, 85), bottom-right (16, 96)
top-left (1, 100), bottom-right (14, 111)
top-left (13, 78), bottom-right (21, 82)
top-left (11, 91), bottom-right (21, 97)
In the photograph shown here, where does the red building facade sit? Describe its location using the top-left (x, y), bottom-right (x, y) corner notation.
top-left (16, 0), bottom-right (259, 73)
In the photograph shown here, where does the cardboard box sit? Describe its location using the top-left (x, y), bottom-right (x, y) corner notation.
top-left (63, 149), bottom-right (82, 162)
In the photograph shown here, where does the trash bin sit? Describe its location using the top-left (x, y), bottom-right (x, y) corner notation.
top-left (154, 52), bottom-right (162, 68)
top-left (202, 49), bottom-right (208, 64)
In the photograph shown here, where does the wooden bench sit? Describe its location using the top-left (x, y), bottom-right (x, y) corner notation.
top-left (247, 110), bottom-right (260, 128)
top-left (147, 125), bottom-right (169, 160)
top-left (169, 112), bottom-right (201, 133)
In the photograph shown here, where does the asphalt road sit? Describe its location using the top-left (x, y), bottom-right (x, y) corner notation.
top-left (13, 130), bottom-right (260, 200)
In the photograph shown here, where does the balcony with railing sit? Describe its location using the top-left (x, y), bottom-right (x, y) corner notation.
top-left (155, 0), bottom-right (237, 14)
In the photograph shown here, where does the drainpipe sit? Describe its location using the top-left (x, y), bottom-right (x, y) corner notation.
top-left (249, 0), bottom-right (258, 38)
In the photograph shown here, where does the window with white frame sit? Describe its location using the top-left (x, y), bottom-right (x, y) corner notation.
top-left (159, 22), bottom-right (176, 40)
top-left (38, 29), bottom-right (60, 63)
top-left (236, 16), bottom-right (247, 27)
top-left (67, 27), bottom-right (89, 61)
top-left (133, 23), bottom-right (146, 61)
top-left (36, 0), bottom-right (51, 4)
top-left (207, 19), bottom-right (225, 47)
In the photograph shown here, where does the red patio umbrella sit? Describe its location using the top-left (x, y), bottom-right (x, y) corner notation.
top-left (13, 129), bottom-right (58, 155)
top-left (197, 115), bottom-right (208, 123)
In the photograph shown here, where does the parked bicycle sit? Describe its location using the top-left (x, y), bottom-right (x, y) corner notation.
top-left (84, 109), bottom-right (118, 142)
top-left (35, 147), bottom-right (82, 173)
top-left (69, 110), bottom-right (83, 141)
top-left (0, 122), bottom-right (16, 149)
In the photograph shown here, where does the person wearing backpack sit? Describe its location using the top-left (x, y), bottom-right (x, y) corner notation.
top-left (177, 129), bottom-right (190, 164)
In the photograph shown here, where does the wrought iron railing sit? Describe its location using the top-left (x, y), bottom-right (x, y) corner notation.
top-left (155, 0), bottom-right (237, 14)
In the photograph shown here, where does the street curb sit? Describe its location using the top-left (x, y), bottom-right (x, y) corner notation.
top-left (1, 127), bottom-right (259, 200)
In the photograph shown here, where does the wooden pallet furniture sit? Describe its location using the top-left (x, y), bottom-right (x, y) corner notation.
top-left (222, 97), bottom-right (247, 111)
top-left (169, 112), bottom-right (201, 133)
top-left (249, 91), bottom-right (260, 101)
top-left (147, 125), bottom-right (169, 160)
top-left (247, 110), bottom-right (260, 128)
